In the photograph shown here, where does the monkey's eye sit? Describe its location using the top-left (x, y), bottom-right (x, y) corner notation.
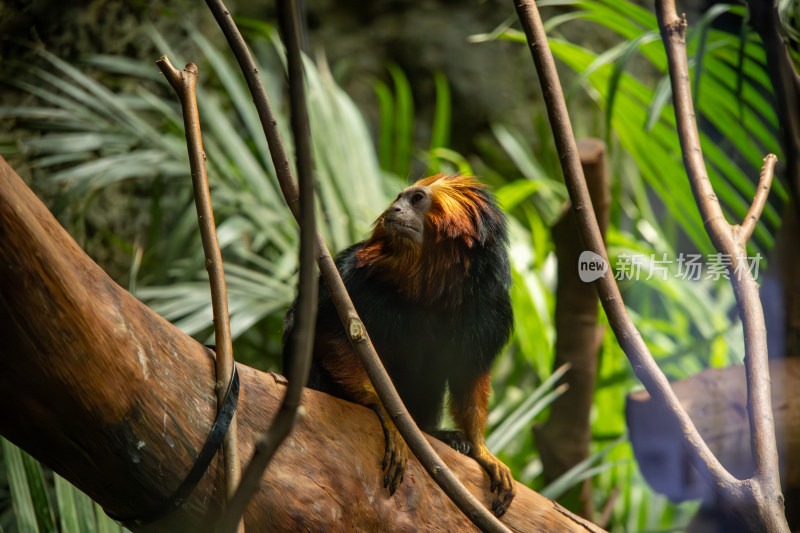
top-left (411, 192), bottom-right (425, 205)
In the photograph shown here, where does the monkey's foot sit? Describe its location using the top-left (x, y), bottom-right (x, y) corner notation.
top-left (380, 425), bottom-right (407, 495)
top-left (472, 446), bottom-right (516, 517)
top-left (431, 429), bottom-right (471, 455)
top-left (368, 404), bottom-right (407, 495)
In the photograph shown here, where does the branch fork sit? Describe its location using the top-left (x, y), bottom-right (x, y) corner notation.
top-left (515, 0), bottom-right (786, 530)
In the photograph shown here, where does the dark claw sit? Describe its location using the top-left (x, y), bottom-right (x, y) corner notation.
top-left (489, 468), bottom-right (515, 516)
top-left (432, 429), bottom-right (471, 455)
top-left (368, 404), bottom-right (408, 496)
top-left (383, 444), bottom-right (406, 494)
top-left (381, 445), bottom-right (391, 471)
top-left (387, 459), bottom-right (400, 494)
top-left (379, 426), bottom-right (407, 495)
top-left (471, 445), bottom-right (515, 517)
top-left (492, 492), bottom-right (510, 517)
top-left (383, 470), bottom-right (390, 489)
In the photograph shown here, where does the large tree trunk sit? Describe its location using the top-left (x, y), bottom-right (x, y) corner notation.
top-left (0, 156), bottom-right (603, 532)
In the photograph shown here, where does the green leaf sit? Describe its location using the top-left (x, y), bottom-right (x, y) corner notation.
top-left (487, 364), bottom-right (571, 452)
top-left (72, 487), bottom-right (98, 533)
top-left (20, 452), bottom-right (57, 533)
top-left (94, 502), bottom-right (123, 533)
top-left (491, 123), bottom-right (567, 224)
top-left (387, 64), bottom-right (414, 178)
top-left (540, 436), bottom-right (626, 500)
top-left (54, 474), bottom-right (80, 533)
top-left (373, 78), bottom-right (395, 173)
top-left (427, 71), bottom-right (452, 174)
top-left (2, 439), bottom-right (40, 533)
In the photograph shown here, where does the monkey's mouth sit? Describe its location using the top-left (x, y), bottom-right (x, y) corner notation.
top-left (384, 219), bottom-right (422, 241)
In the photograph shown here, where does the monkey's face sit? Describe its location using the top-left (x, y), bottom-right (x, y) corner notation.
top-left (382, 186), bottom-right (431, 245)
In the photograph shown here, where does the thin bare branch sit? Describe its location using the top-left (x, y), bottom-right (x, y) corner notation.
top-left (204, 0), bottom-right (299, 219)
top-left (740, 154), bottom-right (778, 243)
top-left (512, 0), bottom-right (742, 499)
top-left (655, 4), bottom-right (787, 530)
top-left (214, 1), bottom-right (319, 531)
top-left (656, 10), bottom-right (736, 250)
top-left (204, 1), bottom-right (513, 530)
top-left (155, 56), bottom-right (242, 531)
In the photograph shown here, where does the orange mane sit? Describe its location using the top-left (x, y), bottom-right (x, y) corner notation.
top-left (355, 174), bottom-right (503, 307)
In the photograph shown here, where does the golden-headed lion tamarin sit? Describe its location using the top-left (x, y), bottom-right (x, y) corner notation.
top-left (284, 174), bottom-right (515, 516)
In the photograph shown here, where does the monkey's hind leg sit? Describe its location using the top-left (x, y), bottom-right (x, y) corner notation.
top-left (320, 345), bottom-right (408, 495)
top-left (450, 371), bottom-right (516, 517)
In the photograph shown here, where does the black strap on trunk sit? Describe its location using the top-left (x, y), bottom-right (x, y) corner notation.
top-left (107, 361), bottom-right (240, 528)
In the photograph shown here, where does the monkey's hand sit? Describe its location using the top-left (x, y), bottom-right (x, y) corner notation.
top-left (470, 444), bottom-right (515, 517)
top-left (369, 404), bottom-right (407, 495)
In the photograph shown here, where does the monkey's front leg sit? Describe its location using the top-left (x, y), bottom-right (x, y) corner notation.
top-left (449, 371), bottom-right (515, 517)
top-left (320, 347), bottom-right (407, 495)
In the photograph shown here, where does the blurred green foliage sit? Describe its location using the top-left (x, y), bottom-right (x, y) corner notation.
top-left (0, 1), bottom-right (787, 531)
top-left (1, 438), bottom-right (131, 533)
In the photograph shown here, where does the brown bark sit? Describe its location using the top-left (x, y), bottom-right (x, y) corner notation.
top-left (0, 155), bottom-right (605, 532)
top-left (627, 358), bottom-right (800, 526)
top-left (535, 138), bottom-right (609, 484)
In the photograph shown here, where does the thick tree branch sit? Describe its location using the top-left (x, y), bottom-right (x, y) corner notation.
top-left (203, 1), bottom-right (513, 529)
top-left (0, 155), bottom-right (603, 532)
top-left (155, 57), bottom-right (242, 521)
